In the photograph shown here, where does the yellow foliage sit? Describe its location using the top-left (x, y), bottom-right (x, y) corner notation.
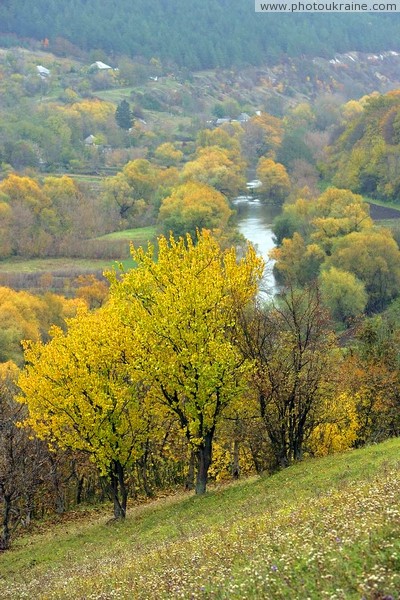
top-left (158, 181), bottom-right (233, 239)
top-left (182, 146), bottom-right (246, 197)
top-left (18, 304), bottom-right (150, 475)
top-left (0, 286), bottom-right (83, 365)
top-left (61, 99), bottom-right (115, 123)
top-left (256, 157), bottom-right (291, 203)
top-left (109, 231), bottom-right (264, 452)
top-left (0, 360), bottom-right (19, 383)
top-left (308, 392), bottom-right (359, 457)
top-left (154, 142), bottom-right (183, 166)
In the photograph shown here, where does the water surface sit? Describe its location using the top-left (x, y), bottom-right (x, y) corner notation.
top-left (233, 196), bottom-right (281, 295)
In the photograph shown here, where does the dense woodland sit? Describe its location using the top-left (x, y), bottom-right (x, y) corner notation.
top-left (1, 1), bottom-right (400, 69)
top-left (1, 20), bottom-right (400, 556)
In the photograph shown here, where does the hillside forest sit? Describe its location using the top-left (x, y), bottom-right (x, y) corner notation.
top-left (2, 0), bottom-right (400, 69)
top-left (2, 28), bottom-right (400, 559)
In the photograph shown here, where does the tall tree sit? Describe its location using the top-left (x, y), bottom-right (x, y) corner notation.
top-left (158, 181), bottom-right (233, 239)
top-left (115, 99), bottom-right (133, 130)
top-left (256, 157), bottom-right (291, 204)
top-left (18, 305), bottom-right (149, 519)
top-left (109, 231), bottom-right (263, 494)
top-left (182, 146), bottom-right (246, 198)
top-left (237, 286), bottom-right (336, 468)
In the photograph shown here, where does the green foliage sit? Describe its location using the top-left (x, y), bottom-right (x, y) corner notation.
top-left (327, 228), bottom-right (400, 312)
top-left (1, 1), bottom-right (400, 69)
top-left (115, 99), bottom-right (133, 130)
top-left (320, 266), bottom-right (367, 323)
top-left (272, 188), bottom-right (400, 318)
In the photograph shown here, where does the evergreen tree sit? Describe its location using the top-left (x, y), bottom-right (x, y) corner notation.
top-left (115, 99), bottom-right (133, 130)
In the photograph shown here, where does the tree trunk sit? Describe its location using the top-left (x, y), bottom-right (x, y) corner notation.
top-left (109, 460), bottom-right (127, 519)
top-left (0, 492), bottom-right (12, 552)
top-left (232, 439), bottom-right (240, 479)
top-left (76, 475), bottom-right (84, 505)
top-left (49, 455), bottom-right (65, 514)
top-left (139, 442), bottom-right (153, 498)
top-left (195, 431), bottom-right (213, 495)
top-left (185, 449), bottom-right (196, 491)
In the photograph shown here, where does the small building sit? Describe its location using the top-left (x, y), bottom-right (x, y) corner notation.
top-left (89, 61), bottom-right (112, 70)
top-left (84, 135), bottom-right (97, 146)
top-left (215, 118), bottom-right (231, 126)
top-left (238, 112), bottom-right (250, 123)
top-left (36, 65), bottom-right (50, 78)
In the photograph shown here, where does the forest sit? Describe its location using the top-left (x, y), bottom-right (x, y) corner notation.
top-left (1, 0), bottom-right (400, 68)
top-left (0, 24), bottom-right (400, 599)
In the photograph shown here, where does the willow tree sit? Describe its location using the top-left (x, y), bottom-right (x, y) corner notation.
top-left (109, 231), bottom-right (263, 494)
top-left (18, 305), bottom-right (149, 519)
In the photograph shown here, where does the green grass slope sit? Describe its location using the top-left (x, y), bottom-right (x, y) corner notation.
top-left (2, 439), bottom-right (400, 599)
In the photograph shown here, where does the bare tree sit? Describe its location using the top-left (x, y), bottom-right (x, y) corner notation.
top-left (0, 367), bottom-right (47, 550)
top-left (237, 286), bottom-right (337, 469)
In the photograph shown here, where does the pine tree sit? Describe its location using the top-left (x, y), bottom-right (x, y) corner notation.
top-left (115, 99), bottom-right (133, 130)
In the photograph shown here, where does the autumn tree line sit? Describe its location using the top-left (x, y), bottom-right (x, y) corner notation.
top-left (2, 229), bottom-right (400, 550)
top-left (0, 110), bottom-right (290, 259)
top-left (3, 86), bottom-right (400, 548)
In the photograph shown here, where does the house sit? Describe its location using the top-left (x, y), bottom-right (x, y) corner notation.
top-left (89, 61), bottom-right (113, 70)
top-left (238, 112), bottom-right (250, 123)
top-left (84, 135), bottom-right (97, 146)
top-left (215, 118), bottom-right (231, 126)
top-left (36, 65), bottom-right (50, 78)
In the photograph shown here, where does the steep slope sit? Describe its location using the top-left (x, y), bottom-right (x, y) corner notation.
top-left (2, 438), bottom-right (400, 598)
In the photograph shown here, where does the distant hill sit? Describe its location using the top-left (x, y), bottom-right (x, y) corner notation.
top-left (1, 0), bottom-right (400, 69)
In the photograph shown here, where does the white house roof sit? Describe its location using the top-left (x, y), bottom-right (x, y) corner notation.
top-left (90, 61), bottom-right (112, 70)
top-left (36, 65), bottom-right (50, 75)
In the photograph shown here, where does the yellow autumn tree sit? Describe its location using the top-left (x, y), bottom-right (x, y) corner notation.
top-left (102, 159), bottom-right (165, 226)
top-left (307, 391), bottom-right (359, 456)
top-left (18, 304), bottom-right (150, 519)
top-left (158, 181), bottom-right (233, 239)
top-left (109, 231), bottom-right (264, 494)
top-left (0, 287), bottom-right (82, 365)
top-left (256, 157), bottom-right (291, 204)
top-left (196, 126), bottom-right (242, 158)
top-left (241, 112), bottom-right (283, 161)
top-left (154, 142), bottom-right (183, 167)
top-left (182, 146), bottom-right (246, 197)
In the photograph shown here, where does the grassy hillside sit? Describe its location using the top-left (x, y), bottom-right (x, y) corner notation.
top-left (2, 439), bottom-right (400, 599)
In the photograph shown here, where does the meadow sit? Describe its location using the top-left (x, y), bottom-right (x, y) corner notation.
top-left (1, 438), bottom-right (399, 599)
top-left (0, 225), bottom-right (158, 292)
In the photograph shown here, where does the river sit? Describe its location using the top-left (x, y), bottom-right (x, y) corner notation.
top-left (233, 195), bottom-right (281, 294)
